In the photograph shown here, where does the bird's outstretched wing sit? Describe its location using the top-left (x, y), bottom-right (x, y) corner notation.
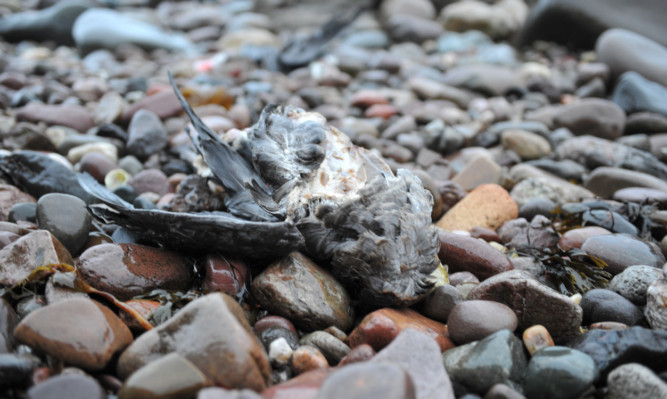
top-left (78, 173), bottom-right (304, 260)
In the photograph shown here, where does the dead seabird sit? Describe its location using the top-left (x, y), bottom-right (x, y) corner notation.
top-left (77, 73), bottom-right (440, 308)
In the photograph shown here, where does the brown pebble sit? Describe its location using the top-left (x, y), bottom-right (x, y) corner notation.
top-left (437, 184), bottom-right (518, 232)
top-left (290, 345), bottom-right (329, 375)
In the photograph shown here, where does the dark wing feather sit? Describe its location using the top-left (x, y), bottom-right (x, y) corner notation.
top-left (78, 173), bottom-right (304, 260)
top-left (298, 170), bottom-right (440, 307)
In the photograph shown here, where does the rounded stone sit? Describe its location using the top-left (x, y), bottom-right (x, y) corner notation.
top-left (300, 331), bottom-right (350, 365)
top-left (522, 324), bottom-right (554, 355)
top-left (438, 231), bottom-right (513, 281)
top-left (419, 284), bottom-right (463, 323)
top-left (27, 374), bottom-right (106, 399)
top-left (447, 300), bottom-right (518, 345)
top-left (501, 129), bottom-right (551, 161)
top-left (607, 362), bottom-right (667, 399)
top-left (646, 266), bottom-right (667, 329)
top-left (290, 345), bottom-right (329, 375)
top-left (126, 109), bottom-right (168, 161)
top-left (8, 202), bottom-right (37, 224)
top-left (580, 288), bottom-right (644, 326)
top-left (609, 265), bottom-right (663, 305)
top-left (78, 152), bottom-right (116, 183)
top-left (523, 346), bottom-right (597, 399)
top-left (317, 362), bottom-right (416, 399)
top-left (554, 98), bottom-right (626, 140)
top-left (128, 169), bottom-right (171, 196)
top-left (581, 234), bottom-right (665, 275)
top-left (558, 226), bottom-right (612, 251)
top-left (437, 184), bottom-right (518, 232)
top-left (36, 193), bottom-right (91, 256)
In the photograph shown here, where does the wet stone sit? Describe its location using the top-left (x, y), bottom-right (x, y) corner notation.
top-left (447, 300), bottom-right (518, 345)
top-left (0, 185), bottom-right (35, 222)
top-left (118, 352), bottom-right (209, 399)
top-left (558, 226), bottom-right (611, 251)
top-left (268, 337), bottom-right (293, 368)
top-left (0, 298), bottom-right (19, 354)
top-left (254, 315), bottom-right (297, 337)
top-left (202, 255), bottom-right (247, 298)
top-left (584, 167), bottom-right (667, 198)
top-left (251, 252), bottom-right (353, 332)
top-left (76, 243), bottom-right (193, 301)
top-left (117, 293), bottom-right (270, 391)
top-left (339, 344), bottom-right (376, 366)
top-left (443, 329), bottom-right (526, 395)
top-left (497, 215), bottom-right (559, 251)
top-left (437, 184), bottom-right (518, 232)
top-left (419, 284), bottom-right (462, 323)
top-left (468, 270), bottom-right (582, 343)
top-left (609, 265), bottom-right (662, 305)
top-left (612, 71), bottom-right (667, 117)
top-left (127, 169), bottom-right (171, 197)
top-left (257, 326), bottom-right (299, 354)
top-left (27, 374), bottom-right (106, 399)
top-left (613, 187), bottom-right (667, 207)
top-left (290, 345), bottom-right (329, 375)
top-left (607, 363), bottom-right (667, 399)
top-left (438, 231), bottom-right (513, 281)
top-left (348, 308), bottom-right (453, 352)
top-left (317, 362), bottom-right (416, 399)
top-left (262, 369), bottom-right (330, 399)
top-left (567, 326), bottom-right (667, 380)
top-left (126, 109), bottom-right (168, 161)
top-left (16, 103), bottom-right (95, 133)
top-left (299, 331), bottom-right (350, 365)
top-left (8, 202), bottom-right (37, 224)
top-left (0, 230), bottom-right (72, 286)
top-left (523, 324), bottom-right (554, 356)
top-left (581, 233), bottom-right (665, 275)
top-left (13, 298), bottom-right (132, 371)
top-left (36, 193), bottom-right (91, 256)
top-left (523, 346), bottom-right (597, 399)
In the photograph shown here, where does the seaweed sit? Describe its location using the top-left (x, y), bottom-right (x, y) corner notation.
top-left (532, 248), bottom-right (611, 296)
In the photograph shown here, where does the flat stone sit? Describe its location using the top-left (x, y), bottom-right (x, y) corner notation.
top-left (14, 298), bottom-right (132, 371)
top-left (27, 374), bottom-right (106, 399)
top-left (584, 167), bottom-right (667, 198)
top-left (523, 346), bottom-right (597, 399)
top-left (468, 270), bottom-right (582, 343)
top-left (580, 288), bottom-right (644, 326)
top-left (348, 308), bottom-right (454, 352)
top-left (117, 293), bottom-right (271, 391)
top-left (418, 284), bottom-right (462, 324)
top-left (0, 230), bottom-right (72, 286)
top-left (437, 184), bottom-right (518, 232)
top-left (76, 243), bottom-right (193, 301)
top-left (0, 1), bottom-right (91, 46)
top-left (613, 187), bottom-right (667, 207)
top-left (612, 71), bottom-right (667, 117)
top-left (371, 329), bottom-right (455, 399)
top-left (581, 234), bottom-right (665, 275)
top-left (442, 64), bottom-right (525, 97)
top-left (447, 300), bottom-right (518, 345)
top-left (553, 99), bottom-right (626, 140)
top-left (251, 252), bottom-right (353, 332)
top-left (438, 231), bottom-right (513, 280)
top-left (16, 103), bottom-right (94, 133)
top-left (317, 362), bottom-right (416, 399)
top-left (122, 89), bottom-right (184, 122)
top-left (607, 363), bottom-right (667, 399)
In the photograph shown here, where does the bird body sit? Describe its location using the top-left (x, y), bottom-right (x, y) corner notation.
top-left (77, 74), bottom-right (440, 307)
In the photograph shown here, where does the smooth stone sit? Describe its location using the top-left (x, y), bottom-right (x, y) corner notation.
top-left (317, 362), bottom-right (415, 399)
top-left (584, 167), bottom-right (667, 198)
top-left (646, 265), bottom-right (667, 329)
top-left (558, 226), bottom-right (612, 251)
top-left (442, 64), bottom-right (525, 97)
top-left (67, 142), bottom-right (118, 165)
top-left (94, 91), bottom-right (126, 125)
top-left (257, 326), bottom-right (299, 354)
top-left (253, 316), bottom-right (297, 337)
top-left (443, 330), bottom-right (527, 395)
top-left (580, 288), bottom-right (644, 326)
top-left (0, 1), bottom-right (91, 46)
top-left (197, 387), bottom-right (264, 399)
top-left (510, 176), bottom-right (594, 208)
top-left (126, 110), bottom-right (168, 161)
top-left (0, 185), bottom-right (36, 222)
top-left (268, 337), bottom-right (293, 367)
top-left (386, 15), bottom-right (444, 43)
top-left (437, 184), bottom-right (518, 232)
top-left (567, 326), bottom-right (667, 380)
top-left (518, 198), bottom-right (556, 221)
top-left (73, 8), bottom-right (194, 54)
top-left (553, 99), bottom-right (626, 140)
top-left (596, 29), bottom-right (667, 87)
top-left (371, 329), bottom-right (455, 399)
top-left (555, 136), bottom-right (667, 181)
top-left (419, 284), bottom-right (463, 323)
top-left (484, 383), bottom-right (525, 399)
top-left (626, 112), bottom-right (667, 134)
top-left (262, 369), bottom-right (330, 399)
top-left (300, 331), bottom-right (350, 365)
top-left (122, 89), bottom-right (183, 122)
top-left (251, 252), bottom-right (353, 332)
top-left (439, 0), bottom-right (528, 41)
top-left (0, 354), bottom-right (39, 389)
top-left (581, 234), bottom-right (665, 275)
top-left (14, 298), bottom-right (132, 371)
top-left (447, 300), bottom-right (518, 345)
top-left (582, 207), bottom-right (638, 235)
top-left (0, 298), bottom-right (19, 353)
top-left (348, 308), bottom-right (453, 352)
top-left (128, 169), bottom-right (171, 197)
top-left (339, 344), bottom-right (376, 366)
top-left (76, 243), bottom-right (193, 301)
top-left (523, 346), bottom-right (597, 399)
top-left (613, 187), bottom-right (667, 207)
top-left (438, 232), bottom-right (513, 280)
top-left (27, 374), bottom-right (106, 399)
top-left (0, 230), bottom-right (72, 285)
top-left (501, 129), bottom-right (551, 161)
top-left (515, 0), bottom-right (667, 49)
top-left (36, 193), bottom-right (90, 256)
top-left (78, 152), bottom-right (117, 184)
top-left (609, 265), bottom-right (663, 305)
top-left (524, 159), bottom-right (586, 183)
top-left (607, 363), bottom-right (667, 399)
top-left (0, 151), bottom-right (95, 203)
top-left (468, 270), bottom-right (582, 343)
top-left (290, 345), bottom-right (329, 375)
top-left (523, 324), bottom-right (554, 356)
top-left (117, 293), bottom-right (271, 391)
top-left (408, 77), bottom-right (474, 108)
top-left (202, 255), bottom-right (247, 298)
top-left (16, 103), bottom-right (95, 133)
top-left (613, 71), bottom-right (667, 117)
top-left (118, 352), bottom-right (209, 399)
top-left (451, 155), bottom-right (502, 192)
top-left (381, 0), bottom-right (436, 20)
top-left (497, 215), bottom-right (559, 251)
top-left (8, 202), bottom-right (36, 225)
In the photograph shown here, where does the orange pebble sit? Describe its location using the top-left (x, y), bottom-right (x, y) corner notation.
top-left (523, 324), bottom-right (554, 355)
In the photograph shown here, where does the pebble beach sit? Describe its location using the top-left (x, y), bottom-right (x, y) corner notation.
top-left (0, 0), bottom-right (667, 398)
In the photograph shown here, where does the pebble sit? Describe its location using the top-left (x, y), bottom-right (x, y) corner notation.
top-left (581, 233), bottom-right (665, 275)
top-left (117, 293), bottom-right (271, 391)
top-left (78, 152), bottom-right (117, 183)
top-left (338, 344), bottom-right (376, 366)
top-left (262, 369), bottom-right (330, 399)
top-left (419, 284), bottom-right (462, 323)
top-left (0, 185), bottom-right (35, 222)
top-left (609, 265), bottom-right (663, 305)
top-left (437, 184), bottom-right (518, 232)
top-left (202, 255), bottom-right (247, 298)
top-left (612, 71), bottom-right (667, 117)
top-left (118, 352), bottom-right (209, 399)
top-left (76, 243), bottom-right (193, 301)
top-left (580, 288), bottom-right (644, 326)
top-left (27, 374), bottom-right (106, 399)
top-left (607, 363), bottom-right (667, 399)
top-left (443, 329), bottom-right (526, 395)
top-left (122, 89), bottom-right (183, 122)
top-left (348, 308), bottom-right (453, 352)
top-left (646, 265), bottom-right (667, 329)
top-left (0, 230), bottom-right (72, 285)
top-left (523, 346), bottom-right (597, 399)
top-left (438, 232), bottom-right (513, 280)
top-left (16, 103), bottom-right (95, 133)
top-left (36, 193), bottom-right (91, 256)
top-left (290, 345), bottom-right (329, 375)
top-left (14, 298), bottom-right (132, 371)
top-left (317, 362), bottom-right (416, 399)
top-left (300, 331), bottom-right (350, 365)
top-left (553, 99), bottom-right (625, 140)
top-left (501, 129), bottom-right (551, 161)
top-left (584, 166), bottom-right (667, 198)
top-left (522, 325), bottom-right (554, 355)
top-left (127, 169), bottom-right (171, 197)
top-left (497, 215), bottom-right (559, 251)
top-left (251, 252), bottom-right (353, 332)
top-left (468, 270), bottom-right (582, 343)
top-left (268, 337), bottom-right (293, 367)
top-left (447, 300), bottom-right (518, 345)
top-left (0, 354), bottom-right (39, 390)
top-left (451, 155), bottom-right (502, 192)
top-left (126, 109), bottom-right (168, 161)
